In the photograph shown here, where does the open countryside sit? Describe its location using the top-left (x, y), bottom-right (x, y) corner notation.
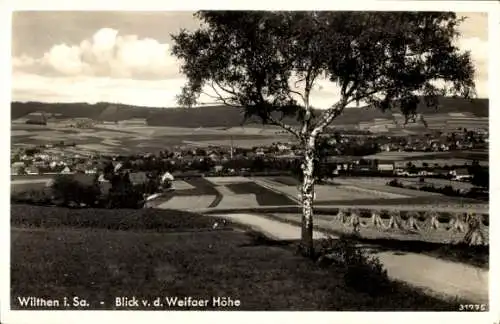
top-left (11, 101), bottom-right (490, 310)
top-left (9, 10), bottom-right (490, 315)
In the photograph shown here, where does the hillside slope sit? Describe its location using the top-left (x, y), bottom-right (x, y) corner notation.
top-left (11, 96), bottom-right (488, 128)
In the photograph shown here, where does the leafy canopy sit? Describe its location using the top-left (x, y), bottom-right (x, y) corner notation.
top-left (172, 11), bottom-right (475, 139)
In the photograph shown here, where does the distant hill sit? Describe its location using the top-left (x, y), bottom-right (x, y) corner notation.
top-left (11, 96), bottom-right (488, 128)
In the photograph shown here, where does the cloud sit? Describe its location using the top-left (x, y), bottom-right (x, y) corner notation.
top-left (12, 27), bottom-right (488, 108)
top-left (12, 72), bottom-right (190, 107)
top-left (458, 37), bottom-right (488, 61)
top-left (457, 36), bottom-right (488, 77)
top-left (14, 28), bottom-right (180, 79)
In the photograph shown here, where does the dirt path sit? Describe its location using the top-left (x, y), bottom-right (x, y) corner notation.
top-left (210, 212), bottom-right (488, 304)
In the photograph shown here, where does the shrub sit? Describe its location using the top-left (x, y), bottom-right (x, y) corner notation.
top-left (387, 179), bottom-right (402, 187)
top-left (441, 185), bottom-right (459, 196)
top-left (420, 184), bottom-right (438, 192)
top-left (315, 236), bottom-right (390, 296)
top-left (50, 175), bottom-right (101, 207)
top-left (106, 184), bottom-right (145, 209)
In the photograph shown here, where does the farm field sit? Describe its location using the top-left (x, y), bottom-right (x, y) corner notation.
top-left (400, 178), bottom-right (477, 191)
top-left (268, 212), bottom-right (489, 245)
top-left (224, 182), bottom-right (296, 206)
top-left (11, 180), bottom-right (49, 194)
top-left (364, 150), bottom-right (488, 162)
top-left (333, 177), bottom-right (479, 194)
top-left (255, 177), bottom-right (412, 201)
top-left (12, 175), bottom-right (487, 213)
top-left (11, 123), bottom-right (292, 153)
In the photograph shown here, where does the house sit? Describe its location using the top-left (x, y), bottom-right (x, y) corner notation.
top-left (394, 161), bottom-right (407, 169)
top-left (50, 161), bottom-right (62, 168)
top-left (433, 168), bottom-right (451, 177)
top-left (418, 170), bottom-right (434, 176)
top-left (33, 161), bottom-right (48, 168)
top-left (450, 168), bottom-right (472, 181)
top-left (11, 165), bottom-right (25, 175)
top-left (276, 143), bottom-right (290, 151)
top-left (377, 163), bottom-right (394, 172)
top-left (60, 166), bottom-right (72, 174)
top-left (25, 166), bottom-right (40, 175)
top-left (380, 144), bottom-right (391, 152)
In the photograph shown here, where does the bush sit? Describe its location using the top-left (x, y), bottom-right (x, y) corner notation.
top-left (387, 179), bottom-right (402, 187)
top-left (315, 236), bottom-right (390, 296)
top-left (441, 185), bottom-right (458, 196)
top-left (106, 183), bottom-right (146, 209)
top-left (50, 175), bottom-right (101, 207)
top-left (420, 184), bottom-right (438, 193)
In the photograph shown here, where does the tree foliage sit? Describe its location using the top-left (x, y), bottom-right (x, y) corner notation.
top-left (50, 175), bottom-right (101, 207)
top-left (172, 11), bottom-right (476, 256)
top-left (172, 11), bottom-right (475, 139)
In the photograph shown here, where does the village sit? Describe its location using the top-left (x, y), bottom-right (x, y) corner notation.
top-left (11, 124), bottom-right (488, 182)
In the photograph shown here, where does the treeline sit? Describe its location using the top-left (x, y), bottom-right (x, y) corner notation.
top-left (11, 169), bottom-right (168, 209)
top-left (387, 177), bottom-right (488, 201)
top-left (11, 96), bottom-right (488, 126)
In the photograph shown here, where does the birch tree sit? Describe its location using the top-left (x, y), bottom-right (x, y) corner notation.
top-left (172, 11), bottom-right (475, 256)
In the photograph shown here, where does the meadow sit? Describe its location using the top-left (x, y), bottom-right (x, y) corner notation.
top-left (12, 175), bottom-right (488, 212)
top-left (333, 177), bottom-right (478, 193)
top-left (365, 150), bottom-right (488, 162)
top-left (11, 204), bottom-right (467, 311)
top-left (11, 123), bottom-right (293, 154)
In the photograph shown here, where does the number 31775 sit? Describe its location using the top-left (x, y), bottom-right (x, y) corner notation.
top-left (459, 304), bottom-right (487, 311)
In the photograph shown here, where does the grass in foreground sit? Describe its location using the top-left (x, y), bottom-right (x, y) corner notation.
top-left (11, 204), bottom-right (466, 311)
top-left (11, 204), bottom-right (226, 232)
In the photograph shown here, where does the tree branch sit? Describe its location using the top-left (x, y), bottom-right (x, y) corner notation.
top-left (311, 99), bottom-right (347, 138)
top-left (213, 80), bottom-right (239, 97)
top-left (251, 74), bottom-right (303, 140)
top-left (311, 84), bottom-right (388, 137)
top-left (289, 89), bottom-right (306, 102)
top-left (207, 82), bottom-right (240, 107)
top-left (300, 64), bottom-right (317, 138)
top-left (267, 115), bottom-right (302, 139)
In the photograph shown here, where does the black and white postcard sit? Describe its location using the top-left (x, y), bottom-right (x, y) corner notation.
top-left (2, 1), bottom-right (498, 324)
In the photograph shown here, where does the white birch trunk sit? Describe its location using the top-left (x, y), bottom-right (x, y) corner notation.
top-left (300, 137), bottom-right (316, 256)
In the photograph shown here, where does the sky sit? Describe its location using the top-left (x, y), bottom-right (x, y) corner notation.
top-left (11, 11), bottom-right (489, 108)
